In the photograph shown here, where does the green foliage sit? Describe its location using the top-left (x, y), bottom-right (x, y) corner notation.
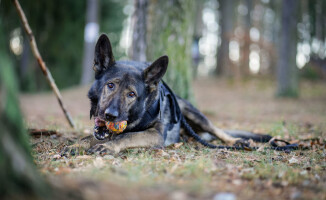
top-left (147, 0), bottom-right (196, 101)
top-left (300, 65), bottom-right (323, 81)
top-left (0, 0), bottom-right (126, 92)
top-left (100, 0), bottom-right (127, 59)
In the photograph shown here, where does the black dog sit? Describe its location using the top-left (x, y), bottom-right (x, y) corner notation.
top-left (66, 33), bottom-right (275, 156)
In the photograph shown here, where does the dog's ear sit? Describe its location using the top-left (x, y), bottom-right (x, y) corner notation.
top-left (93, 34), bottom-right (115, 75)
top-left (144, 55), bottom-right (168, 86)
top-left (88, 86), bottom-right (98, 119)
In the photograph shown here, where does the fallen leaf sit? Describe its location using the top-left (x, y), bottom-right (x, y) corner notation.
top-left (173, 142), bottom-right (183, 149)
top-left (76, 155), bottom-right (92, 159)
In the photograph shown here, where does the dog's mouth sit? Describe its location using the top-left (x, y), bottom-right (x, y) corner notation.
top-left (93, 117), bottom-right (127, 140)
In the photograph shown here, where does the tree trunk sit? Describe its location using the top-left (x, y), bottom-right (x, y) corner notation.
top-left (276, 0), bottom-right (299, 97)
top-left (147, 0), bottom-right (196, 101)
top-left (216, 0), bottom-right (235, 76)
top-left (0, 42), bottom-right (48, 199)
top-left (192, 1), bottom-right (204, 78)
top-left (80, 0), bottom-right (99, 85)
top-left (241, 0), bottom-right (252, 76)
top-left (130, 0), bottom-right (148, 62)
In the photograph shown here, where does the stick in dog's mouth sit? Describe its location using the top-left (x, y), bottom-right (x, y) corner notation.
top-left (93, 117), bottom-right (127, 140)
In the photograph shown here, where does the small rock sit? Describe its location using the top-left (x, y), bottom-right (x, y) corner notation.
top-left (290, 190), bottom-right (301, 200)
top-left (93, 157), bottom-right (105, 168)
top-left (302, 180), bottom-right (310, 186)
top-left (314, 174), bottom-right (321, 180)
top-left (52, 154), bottom-right (61, 159)
top-left (232, 179), bottom-right (242, 186)
top-left (281, 181), bottom-right (288, 187)
top-left (288, 157), bottom-right (299, 164)
top-left (103, 155), bottom-right (114, 160)
top-left (213, 192), bottom-right (236, 200)
top-left (83, 129), bottom-right (91, 134)
top-left (171, 191), bottom-right (187, 200)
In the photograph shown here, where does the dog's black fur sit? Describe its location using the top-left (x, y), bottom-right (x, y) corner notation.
top-left (68, 34), bottom-right (272, 155)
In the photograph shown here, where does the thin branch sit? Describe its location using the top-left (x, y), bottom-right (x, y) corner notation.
top-left (12, 0), bottom-right (75, 128)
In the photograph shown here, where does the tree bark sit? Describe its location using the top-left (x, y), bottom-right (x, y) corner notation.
top-left (0, 40), bottom-right (48, 199)
top-left (147, 0), bottom-right (196, 101)
top-left (81, 0), bottom-right (99, 85)
top-left (130, 0), bottom-right (148, 62)
top-left (0, 35), bottom-right (82, 200)
top-left (276, 0), bottom-right (299, 97)
top-left (241, 0), bottom-right (252, 76)
top-left (216, 0), bottom-right (235, 76)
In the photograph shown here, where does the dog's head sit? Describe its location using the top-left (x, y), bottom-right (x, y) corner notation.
top-left (88, 34), bottom-right (168, 138)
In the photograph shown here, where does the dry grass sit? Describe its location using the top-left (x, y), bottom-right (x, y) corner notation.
top-left (21, 78), bottom-right (326, 200)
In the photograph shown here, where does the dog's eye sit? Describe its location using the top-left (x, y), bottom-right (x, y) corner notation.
top-left (128, 92), bottom-right (136, 98)
top-left (107, 83), bottom-right (115, 89)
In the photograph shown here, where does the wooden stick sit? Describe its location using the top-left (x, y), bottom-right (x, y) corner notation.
top-left (12, 0), bottom-right (75, 128)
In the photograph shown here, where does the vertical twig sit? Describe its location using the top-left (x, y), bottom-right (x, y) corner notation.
top-left (12, 0), bottom-right (75, 128)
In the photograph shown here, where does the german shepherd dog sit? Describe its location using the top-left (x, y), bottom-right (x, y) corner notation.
top-left (66, 34), bottom-right (273, 156)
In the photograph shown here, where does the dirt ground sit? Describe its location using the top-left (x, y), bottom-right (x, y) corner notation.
top-left (20, 78), bottom-right (326, 200)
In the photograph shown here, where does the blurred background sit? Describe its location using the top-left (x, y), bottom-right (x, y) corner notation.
top-left (1, 1), bottom-right (326, 199)
top-left (1, 0), bottom-right (325, 99)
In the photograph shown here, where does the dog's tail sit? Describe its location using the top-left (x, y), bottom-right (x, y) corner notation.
top-left (223, 130), bottom-right (272, 143)
top-left (181, 116), bottom-right (300, 151)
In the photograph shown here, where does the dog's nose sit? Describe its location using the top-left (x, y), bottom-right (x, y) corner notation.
top-left (105, 108), bottom-right (118, 121)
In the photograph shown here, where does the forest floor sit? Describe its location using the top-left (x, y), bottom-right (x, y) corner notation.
top-left (20, 78), bottom-right (326, 200)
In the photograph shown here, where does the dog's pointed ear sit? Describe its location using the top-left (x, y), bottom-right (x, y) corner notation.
top-left (93, 34), bottom-right (115, 75)
top-left (144, 55), bottom-right (168, 86)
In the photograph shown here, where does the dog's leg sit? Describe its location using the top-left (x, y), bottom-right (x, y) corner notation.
top-left (87, 127), bottom-right (164, 155)
top-left (61, 135), bottom-right (104, 157)
top-left (177, 98), bottom-right (240, 145)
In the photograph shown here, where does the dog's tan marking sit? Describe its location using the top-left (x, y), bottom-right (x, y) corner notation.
top-left (89, 127), bottom-right (164, 154)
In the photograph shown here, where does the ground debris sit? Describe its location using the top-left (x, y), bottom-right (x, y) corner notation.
top-left (28, 128), bottom-right (62, 138)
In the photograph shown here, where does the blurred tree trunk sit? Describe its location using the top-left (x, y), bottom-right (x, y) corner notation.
top-left (276, 0), bottom-right (298, 97)
top-left (147, 0), bottom-right (196, 101)
top-left (192, 1), bottom-right (204, 78)
top-left (20, 38), bottom-right (30, 79)
top-left (215, 0), bottom-right (235, 76)
top-left (241, 0), bottom-right (252, 76)
top-left (80, 0), bottom-right (99, 85)
top-left (130, 0), bottom-right (148, 62)
top-left (269, 0), bottom-right (280, 75)
top-left (0, 44), bottom-right (48, 199)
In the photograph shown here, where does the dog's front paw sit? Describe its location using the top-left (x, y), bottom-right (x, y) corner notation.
top-left (87, 142), bottom-right (119, 156)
